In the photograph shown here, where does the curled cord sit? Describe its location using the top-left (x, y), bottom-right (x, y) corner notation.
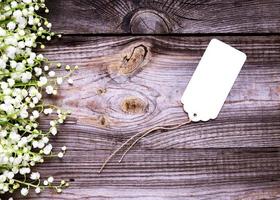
top-left (99, 118), bottom-right (192, 173)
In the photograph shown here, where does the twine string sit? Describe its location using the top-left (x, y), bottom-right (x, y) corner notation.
top-left (99, 118), bottom-right (192, 173)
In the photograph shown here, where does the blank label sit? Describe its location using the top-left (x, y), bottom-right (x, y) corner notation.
top-left (181, 39), bottom-right (247, 122)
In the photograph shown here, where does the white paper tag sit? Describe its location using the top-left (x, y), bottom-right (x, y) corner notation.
top-left (181, 39), bottom-right (247, 122)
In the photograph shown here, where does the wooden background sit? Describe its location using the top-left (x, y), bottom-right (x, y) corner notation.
top-left (6, 0), bottom-right (280, 199)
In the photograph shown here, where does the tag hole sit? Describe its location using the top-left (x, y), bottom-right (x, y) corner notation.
top-left (193, 113), bottom-right (197, 117)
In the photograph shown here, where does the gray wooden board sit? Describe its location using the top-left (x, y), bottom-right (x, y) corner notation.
top-left (5, 35), bottom-right (280, 199)
top-left (44, 0), bottom-right (280, 34)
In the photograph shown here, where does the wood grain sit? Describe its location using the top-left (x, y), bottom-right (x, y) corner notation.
top-left (9, 148), bottom-right (280, 199)
top-left (42, 35), bottom-right (280, 148)
top-left (4, 36), bottom-right (280, 199)
top-left (44, 0), bottom-right (280, 34)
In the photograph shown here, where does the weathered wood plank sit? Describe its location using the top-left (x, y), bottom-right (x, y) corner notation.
top-left (10, 148), bottom-right (280, 199)
top-left (4, 36), bottom-right (280, 199)
top-left (41, 35), bottom-right (280, 148)
top-left (44, 0), bottom-right (280, 34)
top-left (22, 187), bottom-right (280, 200)
top-left (10, 186), bottom-right (280, 200)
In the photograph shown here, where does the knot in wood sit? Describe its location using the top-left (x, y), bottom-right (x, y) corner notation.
top-left (129, 10), bottom-right (171, 34)
top-left (96, 88), bottom-right (107, 95)
top-left (121, 96), bottom-right (147, 114)
top-left (98, 115), bottom-right (109, 127)
top-left (120, 44), bottom-right (148, 75)
top-left (107, 43), bottom-right (150, 83)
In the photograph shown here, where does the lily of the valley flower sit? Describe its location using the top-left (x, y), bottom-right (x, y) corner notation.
top-left (0, 0), bottom-right (77, 197)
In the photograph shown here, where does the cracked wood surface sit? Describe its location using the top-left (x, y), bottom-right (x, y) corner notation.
top-left (43, 0), bottom-right (280, 34)
top-left (5, 36), bottom-right (280, 200)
